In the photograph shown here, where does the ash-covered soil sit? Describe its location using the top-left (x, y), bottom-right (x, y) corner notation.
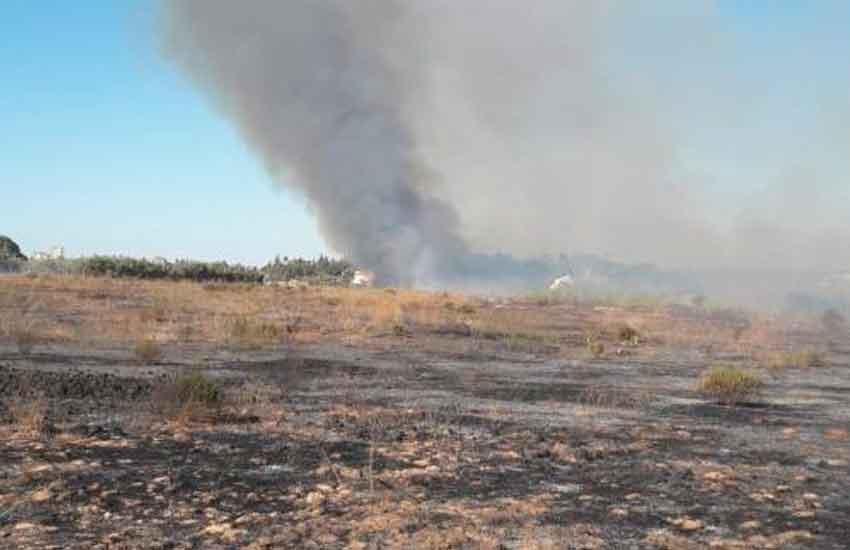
top-left (1, 342), bottom-right (849, 549)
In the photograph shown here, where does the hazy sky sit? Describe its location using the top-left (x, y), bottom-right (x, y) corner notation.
top-left (3, 1), bottom-right (849, 266)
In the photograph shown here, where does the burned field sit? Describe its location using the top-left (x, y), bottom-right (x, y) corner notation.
top-left (1, 276), bottom-right (849, 549)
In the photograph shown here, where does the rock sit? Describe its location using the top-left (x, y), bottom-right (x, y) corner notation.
top-left (738, 520), bottom-right (761, 531)
top-left (202, 523), bottom-right (244, 542)
top-left (703, 471), bottom-right (728, 482)
top-left (671, 517), bottom-right (704, 532)
top-left (549, 483), bottom-right (582, 495)
top-left (31, 488), bottom-right (51, 503)
top-left (305, 492), bottom-right (324, 507)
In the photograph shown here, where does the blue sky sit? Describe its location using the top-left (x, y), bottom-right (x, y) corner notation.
top-left (2, 1), bottom-right (848, 265)
top-left (3, 0), bottom-right (324, 264)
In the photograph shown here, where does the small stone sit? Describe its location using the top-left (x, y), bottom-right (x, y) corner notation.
top-left (31, 488), bottom-right (51, 503)
top-left (549, 483), bottom-right (581, 495)
top-left (305, 492), bottom-right (324, 507)
top-left (608, 508), bottom-right (629, 519)
top-left (703, 471), bottom-right (727, 482)
top-left (671, 517), bottom-right (704, 531)
top-left (681, 519), bottom-right (704, 531)
top-left (739, 520), bottom-right (761, 531)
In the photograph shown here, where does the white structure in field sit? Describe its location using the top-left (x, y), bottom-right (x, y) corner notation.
top-left (351, 269), bottom-right (376, 287)
top-left (549, 274), bottom-right (575, 291)
top-left (32, 245), bottom-right (65, 261)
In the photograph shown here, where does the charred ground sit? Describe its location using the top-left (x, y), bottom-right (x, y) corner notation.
top-left (0, 276), bottom-right (848, 549)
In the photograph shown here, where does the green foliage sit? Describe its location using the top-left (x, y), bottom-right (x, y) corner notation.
top-left (9, 251), bottom-right (356, 286)
top-left (0, 235), bottom-right (26, 261)
top-left (261, 255), bottom-right (354, 285)
top-left (79, 256), bottom-right (263, 283)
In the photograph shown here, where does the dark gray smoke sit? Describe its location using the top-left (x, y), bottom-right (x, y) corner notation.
top-left (163, 1), bottom-right (850, 292)
top-left (162, 0), bottom-right (497, 285)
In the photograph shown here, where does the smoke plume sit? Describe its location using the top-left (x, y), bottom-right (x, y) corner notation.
top-left (163, 1), bottom-right (850, 288)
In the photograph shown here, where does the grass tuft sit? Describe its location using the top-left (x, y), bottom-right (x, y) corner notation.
top-left (226, 316), bottom-right (284, 347)
top-left (767, 349), bottom-right (827, 370)
top-left (696, 366), bottom-right (763, 405)
top-left (134, 336), bottom-right (164, 364)
top-left (150, 371), bottom-right (224, 421)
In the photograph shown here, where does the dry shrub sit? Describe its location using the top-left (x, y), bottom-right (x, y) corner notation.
top-left (821, 308), bottom-right (847, 333)
top-left (134, 336), bottom-right (164, 364)
top-left (150, 371), bottom-right (224, 421)
top-left (226, 316), bottom-right (284, 347)
top-left (368, 297), bottom-right (404, 333)
top-left (504, 332), bottom-right (559, 355)
top-left (613, 323), bottom-right (640, 343)
top-left (13, 326), bottom-right (40, 355)
top-left (580, 386), bottom-right (651, 410)
top-left (767, 349), bottom-right (827, 370)
top-left (696, 366), bottom-right (764, 405)
top-left (585, 333), bottom-right (605, 358)
top-left (7, 394), bottom-right (50, 435)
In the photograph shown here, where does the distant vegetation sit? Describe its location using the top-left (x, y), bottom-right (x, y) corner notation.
top-left (261, 255), bottom-right (354, 285)
top-left (0, 235), bottom-right (27, 272)
top-left (0, 243), bottom-right (355, 285)
top-left (0, 235), bottom-right (26, 261)
top-left (80, 256), bottom-right (264, 283)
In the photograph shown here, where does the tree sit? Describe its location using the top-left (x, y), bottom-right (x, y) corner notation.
top-left (0, 235), bottom-right (26, 261)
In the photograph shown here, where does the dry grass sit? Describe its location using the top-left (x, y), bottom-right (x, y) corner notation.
top-left (579, 386), bottom-right (652, 410)
top-left (12, 325), bottom-right (40, 355)
top-left (7, 394), bottom-right (50, 435)
top-left (613, 323), bottom-right (640, 343)
top-left (149, 371), bottom-right (224, 422)
top-left (696, 366), bottom-right (764, 405)
top-left (0, 274), bottom-right (825, 364)
top-left (766, 349), bottom-right (827, 370)
top-left (226, 316), bottom-right (286, 348)
top-left (133, 336), bottom-right (164, 364)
